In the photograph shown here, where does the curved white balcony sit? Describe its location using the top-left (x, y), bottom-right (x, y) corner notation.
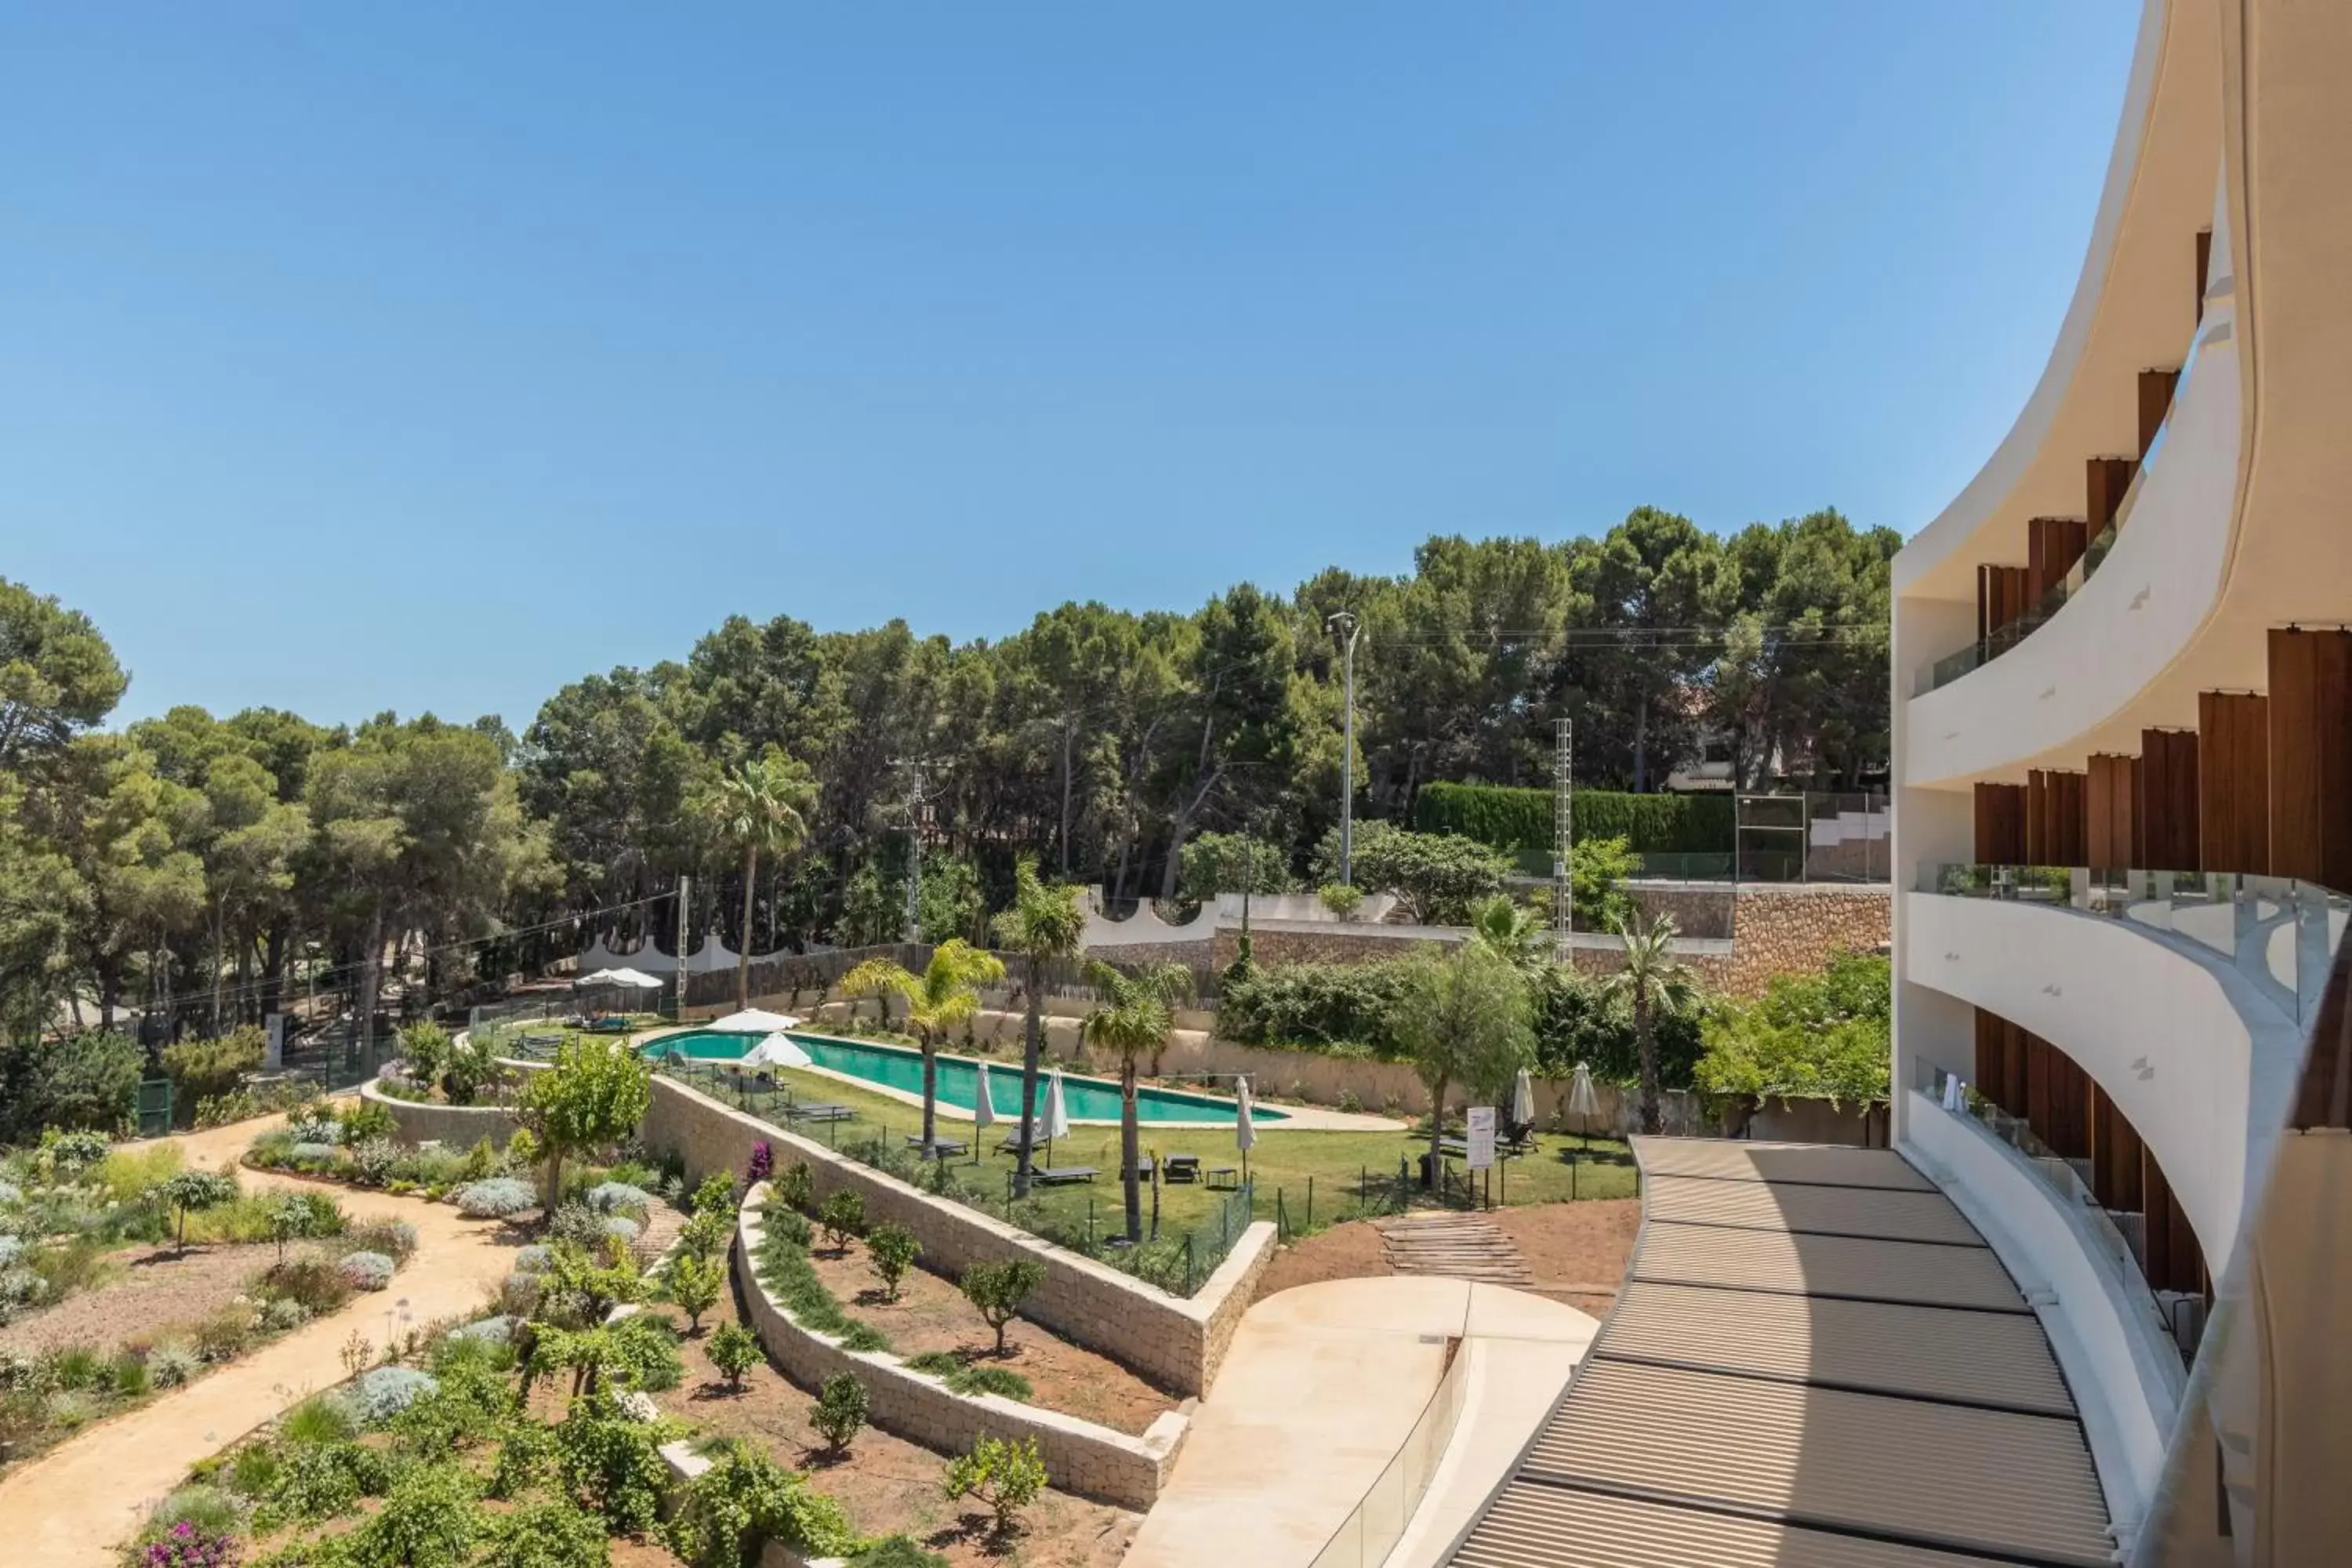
top-left (1904, 307), bottom-right (2241, 785)
top-left (1902, 1074), bottom-right (2185, 1533)
top-left (1900, 877), bottom-right (2319, 1262)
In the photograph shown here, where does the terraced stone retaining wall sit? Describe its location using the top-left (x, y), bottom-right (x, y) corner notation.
top-left (731, 1189), bottom-right (1187, 1508)
top-left (360, 1079), bottom-right (520, 1148)
top-left (640, 1074), bottom-right (1276, 1398)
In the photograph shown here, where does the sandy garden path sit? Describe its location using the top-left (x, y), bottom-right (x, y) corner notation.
top-left (0, 1112), bottom-right (525, 1568)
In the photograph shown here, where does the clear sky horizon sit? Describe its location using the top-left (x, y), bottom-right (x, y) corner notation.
top-left (4, 4), bottom-right (2136, 732)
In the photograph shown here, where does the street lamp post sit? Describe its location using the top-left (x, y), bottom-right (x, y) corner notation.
top-left (1325, 611), bottom-right (1361, 884)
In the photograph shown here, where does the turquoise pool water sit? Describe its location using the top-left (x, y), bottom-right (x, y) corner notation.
top-left (645, 1029), bottom-right (1286, 1126)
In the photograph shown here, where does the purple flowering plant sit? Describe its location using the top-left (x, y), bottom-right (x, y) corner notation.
top-left (748, 1140), bottom-right (774, 1183)
top-left (143, 1521), bottom-right (239, 1568)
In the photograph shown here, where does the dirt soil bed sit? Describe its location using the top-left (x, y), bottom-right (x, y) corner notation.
top-left (1254, 1199), bottom-right (1642, 1319)
top-left (649, 1287), bottom-right (1138, 1568)
top-left (802, 1232), bottom-right (1178, 1436)
top-left (0, 1241), bottom-right (280, 1358)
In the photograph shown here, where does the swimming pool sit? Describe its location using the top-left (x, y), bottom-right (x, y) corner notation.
top-left (645, 1029), bottom-right (1287, 1127)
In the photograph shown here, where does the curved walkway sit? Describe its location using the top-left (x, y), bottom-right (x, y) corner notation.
top-left (1126, 1276), bottom-right (1596, 1568)
top-left (0, 1116), bottom-right (524, 1568)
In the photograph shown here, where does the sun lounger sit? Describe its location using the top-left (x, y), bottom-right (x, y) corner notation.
top-left (1163, 1154), bottom-right (1202, 1184)
top-left (787, 1103), bottom-right (854, 1123)
top-left (906, 1134), bottom-right (968, 1158)
top-left (1033, 1166), bottom-right (1098, 1186)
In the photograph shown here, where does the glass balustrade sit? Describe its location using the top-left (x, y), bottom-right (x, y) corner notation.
top-left (1911, 1057), bottom-right (2193, 1360)
top-left (1305, 1339), bottom-right (1473, 1568)
top-left (1919, 862), bottom-right (2350, 1026)
top-left (1914, 336), bottom-right (2201, 698)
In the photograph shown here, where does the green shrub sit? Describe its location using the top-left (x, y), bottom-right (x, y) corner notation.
top-left (905, 1352), bottom-right (1031, 1403)
top-left (662, 1249), bottom-right (723, 1331)
top-left (109, 1351), bottom-right (150, 1397)
top-left (263, 1257), bottom-right (356, 1317)
top-left (1316, 881), bottom-right (1363, 920)
top-left (1217, 960), bottom-right (1417, 1058)
top-left (866, 1222), bottom-right (919, 1301)
top-left (346, 1218), bottom-right (418, 1262)
top-left (775, 1163), bottom-right (815, 1214)
top-left (347, 1460), bottom-right (482, 1568)
top-left (748, 1210), bottom-right (889, 1352)
top-left (162, 1028), bottom-right (266, 1115)
top-left (338, 1098), bottom-right (399, 1144)
top-left (690, 1171), bottom-right (738, 1218)
top-left (133, 1484), bottom-right (243, 1548)
top-left (809, 1374), bottom-right (866, 1452)
top-left (941, 1434), bottom-right (1047, 1537)
top-left (1410, 781), bottom-right (1735, 856)
top-left (279, 1392), bottom-right (359, 1446)
top-left (1308, 820), bottom-right (1511, 924)
top-left (477, 1494), bottom-right (610, 1568)
top-left (0, 1031), bottom-right (141, 1141)
top-left (816, 1189), bottom-right (864, 1250)
top-left (706, 1322), bottom-right (760, 1390)
top-left (665, 1442), bottom-right (858, 1568)
top-left (958, 1258), bottom-right (1044, 1356)
top-left (554, 1387), bottom-right (670, 1536)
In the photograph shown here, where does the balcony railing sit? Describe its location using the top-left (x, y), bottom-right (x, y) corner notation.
top-left (1911, 1058), bottom-right (2198, 1363)
top-left (1918, 862), bottom-right (2349, 1028)
top-left (1305, 1336), bottom-right (1473, 1568)
top-left (1914, 336), bottom-right (2201, 698)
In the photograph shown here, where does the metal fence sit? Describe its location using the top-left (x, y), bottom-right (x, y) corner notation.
top-left (650, 1055), bottom-right (1258, 1298)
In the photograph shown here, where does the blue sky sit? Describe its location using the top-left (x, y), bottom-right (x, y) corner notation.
top-left (2, 4), bottom-right (2136, 730)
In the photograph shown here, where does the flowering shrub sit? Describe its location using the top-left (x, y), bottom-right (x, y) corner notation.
top-left (289, 1142), bottom-right (342, 1166)
top-left (747, 1140), bottom-right (775, 1184)
top-left (510, 1244), bottom-right (554, 1275)
top-left (0, 1235), bottom-right (21, 1269)
top-left (344, 1365), bottom-right (439, 1424)
top-left (454, 1178), bottom-right (537, 1219)
top-left (141, 1520), bottom-right (238, 1567)
top-left (348, 1138), bottom-right (401, 1185)
top-left (347, 1218), bottom-right (417, 1261)
top-left (337, 1250), bottom-right (396, 1291)
top-left (263, 1297), bottom-right (307, 1331)
top-left (614, 1388), bottom-right (659, 1422)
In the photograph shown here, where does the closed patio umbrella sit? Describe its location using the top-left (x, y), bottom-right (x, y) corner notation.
top-left (1042, 1069), bottom-right (1070, 1166)
top-left (1566, 1061), bottom-right (1601, 1198)
top-left (972, 1061), bottom-right (996, 1163)
top-left (1233, 1075), bottom-right (1256, 1188)
top-left (1511, 1067), bottom-right (1537, 1131)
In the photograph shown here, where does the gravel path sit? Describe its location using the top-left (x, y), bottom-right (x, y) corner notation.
top-left (0, 1241), bottom-right (281, 1359)
top-left (0, 1112), bottom-right (527, 1568)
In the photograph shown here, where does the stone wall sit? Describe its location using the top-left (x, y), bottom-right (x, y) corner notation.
top-left (639, 1074), bottom-right (1277, 1398)
top-left (732, 1192), bottom-right (1187, 1508)
top-left (360, 1080), bottom-right (520, 1148)
top-left (1209, 923), bottom-right (1464, 969)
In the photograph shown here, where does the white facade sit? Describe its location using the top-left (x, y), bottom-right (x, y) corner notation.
top-left (1891, 0), bottom-right (2352, 1552)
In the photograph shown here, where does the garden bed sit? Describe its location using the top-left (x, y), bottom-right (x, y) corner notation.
top-left (654, 1283), bottom-right (1138, 1568)
top-left (800, 1227), bottom-right (1178, 1438)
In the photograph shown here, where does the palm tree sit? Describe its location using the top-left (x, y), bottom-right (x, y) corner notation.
top-left (1080, 959), bottom-right (1195, 1243)
top-left (712, 753), bottom-right (815, 1011)
top-left (1599, 911), bottom-right (1697, 1134)
top-left (839, 940), bottom-right (1007, 1150)
top-left (1468, 892), bottom-right (1549, 974)
top-left (990, 858), bottom-right (1087, 1197)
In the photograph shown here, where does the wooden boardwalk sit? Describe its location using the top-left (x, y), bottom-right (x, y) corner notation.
top-left (1374, 1211), bottom-right (1535, 1287)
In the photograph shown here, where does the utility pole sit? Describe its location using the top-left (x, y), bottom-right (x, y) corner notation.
top-left (1325, 611), bottom-right (1361, 884)
top-left (1554, 717), bottom-right (1575, 964)
top-left (899, 761), bottom-right (927, 946)
top-left (674, 874), bottom-right (691, 1020)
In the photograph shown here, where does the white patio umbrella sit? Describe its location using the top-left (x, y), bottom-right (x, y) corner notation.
top-left (973, 1062), bottom-right (997, 1133)
top-left (1041, 1069), bottom-right (1071, 1166)
top-left (577, 967), bottom-right (622, 986)
top-left (1511, 1067), bottom-right (1537, 1131)
top-left (607, 967), bottom-right (666, 990)
top-left (709, 1007), bottom-right (800, 1034)
top-left (742, 1033), bottom-right (813, 1070)
top-left (1566, 1061), bottom-right (1600, 1147)
top-left (1233, 1075), bottom-right (1257, 1187)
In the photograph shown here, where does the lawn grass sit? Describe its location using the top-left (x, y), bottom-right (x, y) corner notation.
top-left (664, 1055), bottom-right (1638, 1250)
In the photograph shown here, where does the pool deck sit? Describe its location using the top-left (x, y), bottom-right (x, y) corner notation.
top-left (633, 1024), bottom-right (1406, 1131)
top-left (1126, 1277), bottom-right (1597, 1568)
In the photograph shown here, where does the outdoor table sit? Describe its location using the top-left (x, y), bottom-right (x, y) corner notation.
top-left (1206, 1166), bottom-right (1240, 1191)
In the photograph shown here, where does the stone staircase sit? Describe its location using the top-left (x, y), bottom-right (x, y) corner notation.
top-left (1374, 1211), bottom-right (1535, 1287)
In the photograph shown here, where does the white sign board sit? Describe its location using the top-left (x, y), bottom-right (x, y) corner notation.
top-left (1465, 1105), bottom-right (1497, 1171)
top-left (263, 1012), bottom-right (286, 1070)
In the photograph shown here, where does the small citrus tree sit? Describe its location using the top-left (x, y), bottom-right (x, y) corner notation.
top-left (960, 1258), bottom-right (1044, 1357)
top-left (706, 1321), bottom-right (760, 1390)
top-left (867, 1222), bottom-right (920, 1301)
top-left (943, 1435), bottom-right (1047, 1538)
top-left (516, 1036), bottom-right (652, 1210)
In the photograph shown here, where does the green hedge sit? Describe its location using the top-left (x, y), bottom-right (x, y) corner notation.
top-left (1412, 782), bottom-right (1733, 856)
